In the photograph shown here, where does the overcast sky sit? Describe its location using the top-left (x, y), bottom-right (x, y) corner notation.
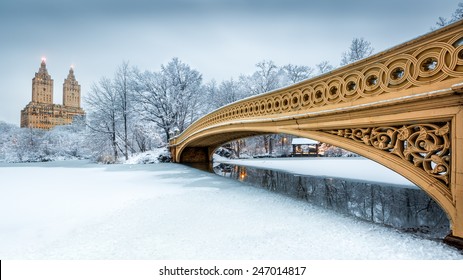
top-left (0, 0), bottom-right (459, 125)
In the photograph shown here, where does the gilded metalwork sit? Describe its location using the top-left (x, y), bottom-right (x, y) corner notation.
top-left (325, 123), bottom-right (451, 185)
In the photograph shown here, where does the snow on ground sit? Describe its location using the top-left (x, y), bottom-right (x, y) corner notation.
top-left (0, 160), bottom-right (461, 260)
top-left (123, 148), bottom-right (170, 164)
top-left (215, 156), bottom-right (416, 186)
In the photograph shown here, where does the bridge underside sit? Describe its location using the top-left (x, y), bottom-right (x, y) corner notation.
top-left (169, 21), bottom-right (463, 249)
top-left (176, 132), bottom-right (266, 163)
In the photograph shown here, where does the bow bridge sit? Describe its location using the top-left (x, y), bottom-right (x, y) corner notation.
top-left (170, 20), bottom-right (463, 248)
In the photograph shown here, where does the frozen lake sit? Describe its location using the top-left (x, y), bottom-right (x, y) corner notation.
top-left (0, 160), bottom-right (462, 259)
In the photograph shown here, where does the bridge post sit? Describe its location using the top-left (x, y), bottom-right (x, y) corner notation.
top-left (169, 146), bottom-right (177, 163)
top-left (444, 108), bottom-right (463, 250)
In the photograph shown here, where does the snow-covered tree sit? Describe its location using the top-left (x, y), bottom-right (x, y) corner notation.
top-left (85, 61), bottom-right (150, 162)
top-left (452, 2), bottom-right (463, 22)
top-left (131, 122), bottom-right (163, 152)
top-left (6, 128), bottom-right (46, 162)
top-left (133, 58), bottom-right (203, 142)
top-left (0, 122), bottom-right (18, 161)
top-left (340, 37), bottom-right (374, 66)
top-left (205, 78), bottom-right (246, 110)
top-left (39, 117), bottom-right (89, 159)
top-left (86, 77), bottom-right (120, 162)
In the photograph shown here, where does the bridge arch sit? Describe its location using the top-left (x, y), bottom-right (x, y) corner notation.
top-left (169, 20), bottom-right (463, 248)
top-left (173, 124), bottom-right (455, 229)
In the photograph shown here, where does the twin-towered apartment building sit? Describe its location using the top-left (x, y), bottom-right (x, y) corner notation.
top-left (20, 59), bottom-right (85, 130)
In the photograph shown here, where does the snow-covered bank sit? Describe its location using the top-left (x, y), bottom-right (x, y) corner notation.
top-left (215, 157), bottom-right (416, 186)
top-left (123, 149), bottom-right (171, 164)
top-left (0, 161), bottom-right (461, 259)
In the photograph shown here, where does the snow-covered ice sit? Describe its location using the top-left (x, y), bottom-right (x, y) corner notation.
top-left (0, 160), bottom-right (461, 259)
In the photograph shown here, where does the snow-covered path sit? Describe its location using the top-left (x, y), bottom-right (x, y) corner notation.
top-left (0, 160), bottom-right (461, 259)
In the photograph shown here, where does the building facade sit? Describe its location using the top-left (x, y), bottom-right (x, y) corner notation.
top-left (20, 59), bottom-right (85, 130)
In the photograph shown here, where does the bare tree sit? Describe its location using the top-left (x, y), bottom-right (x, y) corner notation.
top-left (434, 17), bottom-right (449, 29)
top-left (432, 2), bottom-right (463, 29)
top-left (113, 61), bottom-right (134, 160)
top-left (86, 77), bottom-right (120, 161)
top-left (316, 60), bottom-right (334, 74)
top-left (241, 60), bottom-right (281, 95)
top-left (281, 64), bottom-right (314, 84)
top-left (340, 37), bottom-right (374, 66)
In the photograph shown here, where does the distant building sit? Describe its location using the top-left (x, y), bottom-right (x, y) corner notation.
top-left (20, 59), bottom-right (85, 130)
top-left (291, 138), bottom-right (319, 156)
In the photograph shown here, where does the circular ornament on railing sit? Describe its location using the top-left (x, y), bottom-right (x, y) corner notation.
top-left (360, 64), bottom-right (387, 96)
top-left (290, 90), bottom-right (302, 110)
top-left (301, 87), bottom-right (313, 107)
top-left (327, 78), bottom-right (343, 104)
top-left (273, 96), bottom-right (282, 114)
top-left (389, 66), bottom-right (406, 83)
top-left (281, 93), bottom-right (291, 111)
top-left (244, 104), bottom-right (249, 115)
top-left (265, 98), bottom-right (273, 113)
top-left (239, 105), bottom-right (245, 116)
top-left (259, 100), bottom-right (266, 113)
top-left (252, 101), bottom-right (259, 116)
top-left (409, 42), bottom-right (450, 85)
top-left (341, 71), bottom-right (363, 102)
top-left (418, 55), bottom-right (440, 77)
top-left (360, 69), bottom-right (380, 95)
top-left (382, 59), bottom-right (409, 92)
top-left (313, 83), bottom-right (327, 107)
top-left (247, 102), bottom-right (253, 116)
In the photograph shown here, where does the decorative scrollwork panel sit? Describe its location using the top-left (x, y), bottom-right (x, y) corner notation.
top-left (325, 122), bottom-right (451, 186)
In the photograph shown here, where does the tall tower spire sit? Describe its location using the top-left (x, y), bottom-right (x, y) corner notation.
top-left (40, 57), bottom-right (46, 70)
top-left (31, 57), bottom-right (53, 104)
top-left (63, 65), bottom-right (81, 108)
